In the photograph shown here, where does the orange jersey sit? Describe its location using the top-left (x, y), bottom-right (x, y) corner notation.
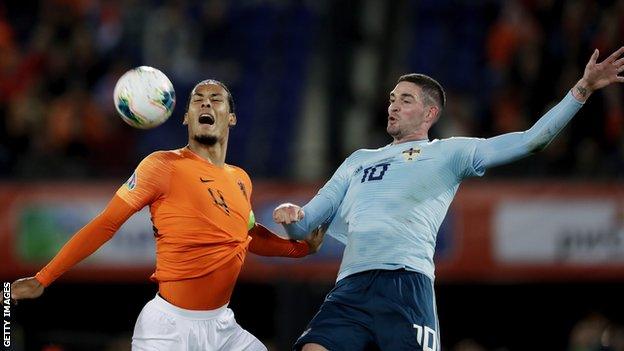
top-left (116, 147), bottom-right (255, 283)
top-left (36, 146), bottom-right (309, 310)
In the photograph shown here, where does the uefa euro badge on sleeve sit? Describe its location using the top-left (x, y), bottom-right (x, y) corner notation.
top-left (126, 171), bottom-right (137, 190)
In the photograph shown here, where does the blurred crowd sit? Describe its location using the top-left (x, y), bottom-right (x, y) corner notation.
top-left (0, 0), bottom-right (316, 179)
top-left (0, 0), bottom-right (623, 180)
top-left (385, 0), bottom-right (624, 179)
top-left (567, 314), bottom-right (624, 351)
top-left (451, 314), bottom-right (624, 351)
top-left (475, 0), bottom-right (624, 178)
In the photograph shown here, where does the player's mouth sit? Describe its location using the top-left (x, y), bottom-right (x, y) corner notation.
top-left (199, 113), bottom-right (215, 125)
top-left (388, 115), bottom-right (398, 124)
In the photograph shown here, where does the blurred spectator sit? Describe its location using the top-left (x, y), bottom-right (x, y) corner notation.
top-left (568, 313), bottom-right (610, 351)
top-left (452, 338), bottom-right (488, 351)
top-left (602, 324), bottom-right (624, 351)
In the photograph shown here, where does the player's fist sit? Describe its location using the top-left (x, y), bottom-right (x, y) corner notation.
top-left (273, 203), bottom-right (304, 224)
top-left (11, 277), bottom-right (44, 302)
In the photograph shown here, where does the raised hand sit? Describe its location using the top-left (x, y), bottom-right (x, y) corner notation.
top-left (573, 46), bottom-right (624, 102)
top-left (273, 203), bottom-right (304, 224)
top-left (11, 277), bottom-right (44, 303)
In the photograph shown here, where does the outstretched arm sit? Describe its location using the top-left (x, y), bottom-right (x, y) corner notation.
top-left (248, 223), bottom-right (326, 257)
top-left (11, 153), bottom-right (168, 302)
top-left (273, 195), bottom-right (336, 240)
top-left (273, 157), bottom-right (352, 239)
top-left (474, 47), bottom-right (624, 171)
top-left (11, 195), bottom-right (136, 301)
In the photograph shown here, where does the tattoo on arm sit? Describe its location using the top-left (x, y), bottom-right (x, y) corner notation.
top-left (576, 86), bottom-right (588, 97)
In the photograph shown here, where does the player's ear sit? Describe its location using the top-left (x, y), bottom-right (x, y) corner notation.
top-left (426, 105), bottom-right (439, 124)
top-left (183, 112), bottom-right (188, 125)
top-left (228, 113), bottom-right (237, 127)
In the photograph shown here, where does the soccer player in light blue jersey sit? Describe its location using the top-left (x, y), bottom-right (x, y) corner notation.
top-left (274, 47), bottom-right (624, 351)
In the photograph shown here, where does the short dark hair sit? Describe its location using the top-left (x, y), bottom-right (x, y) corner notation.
top-left (397, 74), bottom-right (446, 110)
top-left (185, 79), bottom-right (235, 114)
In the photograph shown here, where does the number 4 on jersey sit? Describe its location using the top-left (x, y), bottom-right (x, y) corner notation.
top-left (208, 188), bottom-right (230, 215)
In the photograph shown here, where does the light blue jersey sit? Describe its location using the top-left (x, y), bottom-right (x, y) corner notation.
top-left (285, 92), bottom-right (583, 281)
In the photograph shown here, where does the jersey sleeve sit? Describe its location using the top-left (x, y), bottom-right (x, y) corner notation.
top-left (447, 137), bottom-right (486, 179)
top-left (284, 154), bottom-right (352, 240)
top-left (35, 195), bottom-right (137, 287)
top-left (472, 91), bottom-right (583, 172)
top-left (248, 224), bottom-right (309, 257)
top-left (116, 152), bottom-right (172, 210)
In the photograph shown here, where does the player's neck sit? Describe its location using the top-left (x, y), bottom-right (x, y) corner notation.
top-left (187, 138), bottom-right (228, 166)
top-left (391, 131), bottom-right (429, 145)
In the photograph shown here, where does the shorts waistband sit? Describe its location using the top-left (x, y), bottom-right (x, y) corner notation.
top-left (344, 268), bottom-right (409, 279)
top-left (151, 293), bottom-right (228, 320)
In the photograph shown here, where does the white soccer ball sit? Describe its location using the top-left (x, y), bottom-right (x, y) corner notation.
top-left (113, 66), bottom-right (176, 129)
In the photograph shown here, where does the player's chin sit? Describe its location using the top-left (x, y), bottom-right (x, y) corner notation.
top-left (386, 123), bottom-right (398, 135)
top-left (193, 133), bottom-right (218, 146)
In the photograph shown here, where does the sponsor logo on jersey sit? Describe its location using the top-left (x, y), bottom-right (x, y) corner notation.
top-left (353, 165), bottom-right (363, 176)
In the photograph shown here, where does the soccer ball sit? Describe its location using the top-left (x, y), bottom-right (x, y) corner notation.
top-left (113, 66), bottom-right (176, 129)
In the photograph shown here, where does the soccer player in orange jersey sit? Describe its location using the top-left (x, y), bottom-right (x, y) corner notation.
top-left (10, 79), bottom-right (324, 350)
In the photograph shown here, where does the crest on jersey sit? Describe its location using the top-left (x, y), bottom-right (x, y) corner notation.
top-left (126, 171), bottom-right (137, 190)
top-left (237, 180), bottom-right (248, 199)
top-left (402, 147), bottom-right (421, 161)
